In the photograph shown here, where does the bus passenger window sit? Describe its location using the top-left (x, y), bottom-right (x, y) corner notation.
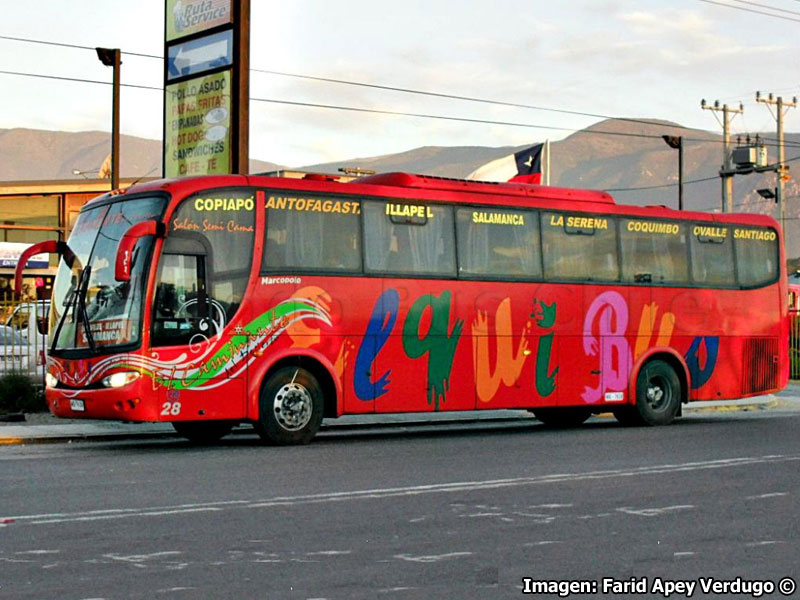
top-left (690, 224), bottom-right (735, 286)
top-left (620, 219), bottom-right (688, 285)
top-left (541, 212), bottom-right (619, 282)
top-left (456, 208), bottom-right (541, 279)
top-left (363, 201), bottom-right (456, 277)
top-left (263, 195), bottom-right (361, 272)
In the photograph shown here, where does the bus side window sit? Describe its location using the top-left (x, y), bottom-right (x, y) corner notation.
top-left (690, 226), bottom-right (735, 286)
top-left (541, 212), bottom-right (619, 282)
top-left (455, 208), bottom-right (541, 279)
top-left (363, 201), bottom-right (456, 277)
top-left (620, 219), bottom-right (688, 285)
top-left (263, 196), bottom-right (361, 273)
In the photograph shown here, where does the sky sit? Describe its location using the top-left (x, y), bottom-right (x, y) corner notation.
top-left (1, 0), bottom-right (799, 171)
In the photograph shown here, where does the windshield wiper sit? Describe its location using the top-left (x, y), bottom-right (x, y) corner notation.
top-left (76, 266), bottom-right (97, 354)
top-left (50, 265), bottom-right (96, 354)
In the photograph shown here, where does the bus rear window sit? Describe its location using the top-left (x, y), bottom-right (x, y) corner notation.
top-left (734, 226), bottom-right (779, 287)
top-left (263, 194), bottom-right (362, 272)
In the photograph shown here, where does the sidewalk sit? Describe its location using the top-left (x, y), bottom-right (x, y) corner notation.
top-left (2, 387), bottom-right (795, 446)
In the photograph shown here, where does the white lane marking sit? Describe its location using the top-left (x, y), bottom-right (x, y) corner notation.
top-left (745, 492), bottom-right (788, 500)
top-left (674, 552), bottom-right (696, 557)
top-left (4, 454), bottom-right (799, 527)
top-left (745, 541), bottom-right (784, 546)
top-left (104, 551), bottom-right (183, 563)
top-left (616, 505), bottom-right (695, 517)
top-left (523, 541), bottom-right (562, 546)
top-left (394, 552), bottom-right (473, 563)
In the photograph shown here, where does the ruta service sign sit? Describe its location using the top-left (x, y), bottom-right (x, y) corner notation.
top-left (166, 0), bottom-right (232, 41)
top-left (165, 70), bottom-right (232, 177)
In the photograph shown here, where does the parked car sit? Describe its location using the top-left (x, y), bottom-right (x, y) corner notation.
top-left (5, 300), bottom-right (50, 333)
top-left (0, 302), bottom-right (48, 380)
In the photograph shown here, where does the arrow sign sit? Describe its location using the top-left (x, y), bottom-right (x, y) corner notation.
top-left (167, 29), bottom-right (233, 80)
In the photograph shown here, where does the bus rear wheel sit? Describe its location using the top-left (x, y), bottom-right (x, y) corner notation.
top-left (172, 420), bottom-right (234, 444)
top-left (615, 359), bottom-right (681, 426)
top-left (532, 407), bottom-right (591, 428)
top-left (254, 366), bottom-right (323, 445)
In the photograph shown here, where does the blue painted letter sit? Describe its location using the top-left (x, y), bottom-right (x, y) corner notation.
top-left (685, 336), bottom-right (719, 389)
top-left (354, 289), bottom-right (399, 400)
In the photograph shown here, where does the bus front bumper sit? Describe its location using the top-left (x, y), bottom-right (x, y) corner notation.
top-left (46, 382), bottom-right (161, 422)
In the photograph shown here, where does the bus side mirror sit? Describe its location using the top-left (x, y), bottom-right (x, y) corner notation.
top-left (115, 220), bottom-right (166, 282)
top-left (14, 240), bottom-right (75, 299)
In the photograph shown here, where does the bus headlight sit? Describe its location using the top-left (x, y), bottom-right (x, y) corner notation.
top-left (101, 372), bottom-right (141, 388)
top-left (45, 372), bottom-right (58, 388)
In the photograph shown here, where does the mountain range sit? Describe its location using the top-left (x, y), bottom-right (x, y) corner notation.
top-left (2, 119), bottom-right (798, 257)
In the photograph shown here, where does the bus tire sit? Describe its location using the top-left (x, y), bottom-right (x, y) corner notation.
top-left (617, 359), bottom-right (681, 426)
top-left (172, 420), bottom-right (234, 444)
top-left (254, 366), bottom-right (323, 445)
top-left (532, 407), bottom-right (591, 428)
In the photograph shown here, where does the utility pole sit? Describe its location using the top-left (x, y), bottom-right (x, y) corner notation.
top-left (701, 99), bottom-right (743, 212)
top-left (756, 91), bottom-right (797, 233)
top-left (96, 47), bottom-right (121, 190)
top-left (662, 135), bottom-right (683, 210)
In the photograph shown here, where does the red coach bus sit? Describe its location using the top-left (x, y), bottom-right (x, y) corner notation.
top-left (16, 172), bottom-right (788, 444)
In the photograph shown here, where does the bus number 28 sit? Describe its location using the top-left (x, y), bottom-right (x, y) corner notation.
top-left (161, 402), bottom-right (182, 416)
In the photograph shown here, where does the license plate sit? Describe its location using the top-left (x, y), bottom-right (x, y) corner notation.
top-left (70, 399), bottom-right (85, 412)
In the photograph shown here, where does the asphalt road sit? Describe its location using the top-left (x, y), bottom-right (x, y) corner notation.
top-left (1, 408), bottom-right (799, 599)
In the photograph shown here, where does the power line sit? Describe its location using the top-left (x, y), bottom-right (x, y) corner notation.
top-left (0, 69), bottom-right (160, 92)
top-left (4, 31), bottom-right (800, 151)
top-left (696, 0), bottom-right (800, 23)
top-left (729, 0), bottom-right (800, 17)
top-left (249, 68), bottom-right (685, 132)
top-left (0, 67), bottom-right (680, 143)
top-left (4, 31), bottom-right (800, 155)
top-left (605, 175), bottom-right (720, 192)
top-left (0, 34), bottom-right (158, 59)
top-left (4, 65), bottom-right (800, 154)
top-left (609, 153), bottom-right (800, 196)
top-left (1, 31), bottom-right (684, 131)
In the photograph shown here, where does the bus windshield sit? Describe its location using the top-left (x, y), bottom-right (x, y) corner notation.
top-left (50, 196), bottom-right (166, 353)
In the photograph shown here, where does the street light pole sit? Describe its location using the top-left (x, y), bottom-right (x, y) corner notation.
top-left (662, 135), bottom-right (683, 210)
top-left (96, 47), bottom-right (121, 190)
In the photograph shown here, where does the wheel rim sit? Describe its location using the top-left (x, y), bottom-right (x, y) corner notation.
top-left (645, 374), bottom-right (670, 411)
top-left (273, 382), bottom-right (313, 431)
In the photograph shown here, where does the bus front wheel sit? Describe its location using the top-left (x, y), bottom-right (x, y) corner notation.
top-left (615, 359), bottom-right (681, 426)
top-left (254, 366), bottom-right (323, 445)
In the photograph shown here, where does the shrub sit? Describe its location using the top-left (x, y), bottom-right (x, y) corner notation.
top-left (0, 373), bottom-right (46, 414)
